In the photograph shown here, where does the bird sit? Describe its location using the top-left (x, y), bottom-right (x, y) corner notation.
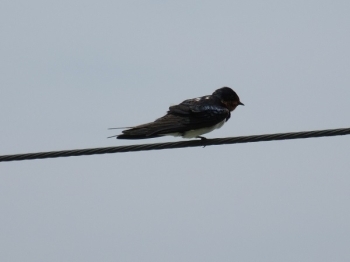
top-left (109, 87), bottom-right (244, 140)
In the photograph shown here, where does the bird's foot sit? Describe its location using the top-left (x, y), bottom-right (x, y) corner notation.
top-left (197, 136), bottom-right (207, 148)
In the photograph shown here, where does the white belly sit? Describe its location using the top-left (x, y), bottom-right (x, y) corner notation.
top-left (167, 120), bottom-right (226, 139)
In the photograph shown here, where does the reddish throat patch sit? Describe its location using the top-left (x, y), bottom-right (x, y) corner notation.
top-left (222, 100), bottom-right (238, 111)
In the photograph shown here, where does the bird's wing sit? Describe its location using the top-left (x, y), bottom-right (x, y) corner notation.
top-left (152, 98), bottom-right (230, 133)
top-left (169, 97), bottom-right (230, 120)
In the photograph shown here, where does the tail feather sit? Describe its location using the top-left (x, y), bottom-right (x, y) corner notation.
top-left (117, 123), bottom-right (170, 139)
top-left (108, 127), bottom-right (131, 130)
top-left (116, 133), bottom-right (162, 139)
top-left (110, 114), bottom-right (187, 139)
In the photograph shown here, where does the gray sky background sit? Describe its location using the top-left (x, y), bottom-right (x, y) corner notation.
top-left (1, 1), bottom-right (350, 261)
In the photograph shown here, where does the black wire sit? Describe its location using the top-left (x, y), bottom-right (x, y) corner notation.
top-left (1, 127), bottom-right (349, 162)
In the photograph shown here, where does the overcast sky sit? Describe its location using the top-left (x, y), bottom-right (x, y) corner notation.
top-left (1, 1), bottom-right (350, 261)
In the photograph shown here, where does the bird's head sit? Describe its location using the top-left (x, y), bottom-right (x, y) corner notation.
top-left (212, 87), bottom-right (244, 111)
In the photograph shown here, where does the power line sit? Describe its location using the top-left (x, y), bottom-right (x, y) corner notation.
top-left (1, 127), bottom-right (349, 163)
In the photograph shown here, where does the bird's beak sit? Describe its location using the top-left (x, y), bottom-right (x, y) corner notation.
top-left (239, 101), bottom-right (244, 106)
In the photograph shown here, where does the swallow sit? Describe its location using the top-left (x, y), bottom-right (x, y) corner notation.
top-left (109, 87), bottom-right (244, 139)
